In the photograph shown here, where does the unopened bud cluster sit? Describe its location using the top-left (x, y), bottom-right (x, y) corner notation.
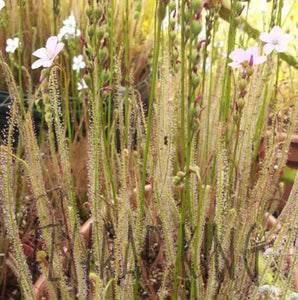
top-left (205, 1), bottom-right (221, 48)
top-left (168, 0), bottom-right (179, 72)
top-left (172, 170), bottom-right (186, 186)
top-left (189, 96), bottom-right (205, 132)
top-left (85, 2), bottom-right (111, 86)
top-left (234, 60), bottom-right (255, 118)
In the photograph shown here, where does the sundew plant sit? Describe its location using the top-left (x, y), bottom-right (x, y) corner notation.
top-left (0, 0), bottom-right (298, 299)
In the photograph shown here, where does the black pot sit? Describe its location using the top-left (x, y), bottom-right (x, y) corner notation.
top-left (0, 91), bottom-right (42, 147)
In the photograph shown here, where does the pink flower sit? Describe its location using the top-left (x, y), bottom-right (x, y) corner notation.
top-left (31, 36), bottom-right (64, 69)
top-left (260, 26), bottom-right (293, 54)
top-left (228, 45), bottom-right (267, 69)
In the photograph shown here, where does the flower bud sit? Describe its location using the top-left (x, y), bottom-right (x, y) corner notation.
top-left (173, 51), bottom-right (178, 60)
top-left (185, 25), bottom-right (191, 39)
top-left (135, 1), bottom-right (142, 13)
top-left (236, 3), bottom-right (243, 16)
top-left (184, 9), bottom-right (190, 22)
top-left (98, 49), bottom-right (107, 62)
top-left (96, 27), bottom-right (104, 40)
top-left (169, 31), bottom-right (176, 41)
top-left (246, 66), bottom-right (254, 77)
top-left (235, 16), bottom-right (241, 27)
top-left (238, 98), bottom-right (245, 110)
top-left (86, 6), bottom-right (93, 19)
top-left (102, 70), bottom-right (110, 82)
top-left (39, 69), bottom-right (49, 83)
top-left (94, 6), bottom-right (103, 21)
top-left (169, 2), bottom-right (176, 12)
top-left (134, 11), bottom-right (140, 19)
top-left (158, 3), bottom-right (167, 21)
top-left (170, 18), bottom-right (176, 28)
top-left (177, 171), bottom-right (186, 178)
top-left (233, 113), bottom-right (240, 123)
top-left (239, 79), bottom-right (247, 92)
top-left (87, 25), bottom-right (94, 38)
top-left (189, 106), bottom-right (198, 118)
top-left (190, 52), bottom-right (199, 65)
top-left (191, 76), bottom-right (200, 87)
top-left (192, 0), bottom-right (201, 12)
top-left (191, 122), bottom-right (199, 132)
top-left (191, 21), bottom-right (202, 37)
top-left (172, 175), bottom-right (182, 186)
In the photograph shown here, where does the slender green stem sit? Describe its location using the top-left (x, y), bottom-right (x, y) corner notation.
top-left (173, 0), bottom-right (187, 297)
top-left (206, 25), bottom-right (216, 167)
top-left (53, 0), bottom-right (59, 35)
top-left (107, 0), bottom-right (115, 146)
top-left (124, 0), bottom-right (130, 147)
top-left (18, 3), bottom-right (24, 115)
top-left (219, 0), bottom-right (237, 122)
top-left (15, 0), bottom-right (25, 227)
top-left (180, 2), bottom-right (186, 164)
top-left (140, 5), bottom-right (162, 218)
top-left (56, 64), bottom-right (75, 207)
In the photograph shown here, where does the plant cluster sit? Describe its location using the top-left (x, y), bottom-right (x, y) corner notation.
top-left (0, 0), bottom-right (297, 299)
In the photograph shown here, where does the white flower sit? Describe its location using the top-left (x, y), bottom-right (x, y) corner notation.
top-left (5, 37), bottom-right (19, 54)
top-left (258, 285), bottom-right (280, 297)
top-left (290, 292), bottom-right (298, 300)
top-left (263, 247), bottom-right (274, 259)
top-left (0, 0), bottom-right (5, 10)
top-left (31, 36), bottom-right (64, 69)
top-left (58, 12), bottom-right (81, 40)
top-left (228, 45), bottom-right (267, 69)
top-left (77, 79), bottom-right (88, 91)
top-left (72, 55), bottom-right (85, 72)
top-left (260, 26), bottom-right (293, 54)
top-left (57, 26), bottom-right (69, 41)
top-left (75, 29), bottom-right (81, 37)
top-left (63, 14), bottom-right (76, 34)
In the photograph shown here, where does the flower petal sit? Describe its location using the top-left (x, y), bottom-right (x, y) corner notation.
top-left (54, 42), bottom-right (65, 56)
top-left (245, 45), bottom-right (258, 61)
top-left (271, 26), bottom-right (282, 39)
top-left (32, 58), bottom-right (47, 69)
top-left (260, 32), bottom-right (271, 43)
top-left (279, 33), bottom-right (293, 44)
top-left (275, 44), bottom-right (287, 53)
top-left (32, 48), bottom-right (47, 58)
top-left (73, 56), bottom-right (79, 64)
top-left (254, 55), bottom-right (267, 65)
top-left (228, 62), bottom-right (241, 68)
top-left (46, 36), bottom-right (58, 55)
top-left (229, 48), bottom-right (246, 62)
top-left (43, 58), bottom-right (54, 68)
